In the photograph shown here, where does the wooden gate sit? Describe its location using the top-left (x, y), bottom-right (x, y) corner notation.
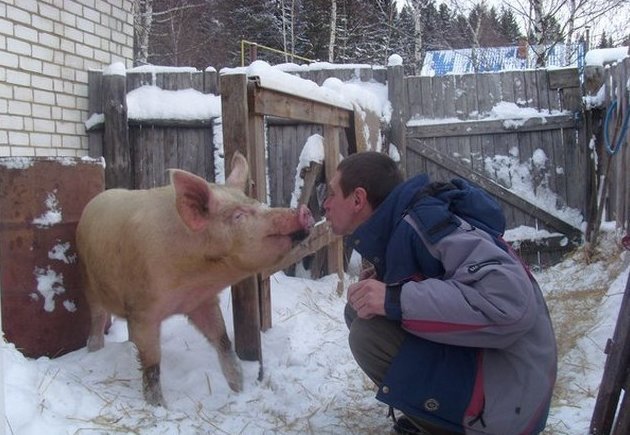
top-left (389, 67), bottom-right (588, 266)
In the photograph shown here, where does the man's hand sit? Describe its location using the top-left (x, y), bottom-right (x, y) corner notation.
top-left (347, 279), bottom-right (386, 319)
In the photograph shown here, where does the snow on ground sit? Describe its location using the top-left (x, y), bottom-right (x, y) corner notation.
top-left (2, 226), bottom-right (629, 435)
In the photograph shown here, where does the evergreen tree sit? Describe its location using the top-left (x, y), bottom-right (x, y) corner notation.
top-left (598, 31), bottom-right (608, 48)
top-left (389, 4), bottom-right (416, 72)
top-left (499, 7), bottom-right (522, 45)
top-left (297, 0), bottom-right (331, 61)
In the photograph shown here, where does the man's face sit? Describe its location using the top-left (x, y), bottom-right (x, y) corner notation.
top-left (323, 171), bottom-right (360, 236)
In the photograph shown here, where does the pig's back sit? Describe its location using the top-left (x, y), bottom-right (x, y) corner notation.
top-left (76, 187), bottom-right (177, 311)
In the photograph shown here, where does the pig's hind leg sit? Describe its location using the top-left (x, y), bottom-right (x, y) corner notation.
top-left (86, 303), bottom-right (109, 351)
top-left (188, 300), bottom-right (243, 393)
top-left (127, 317), bottom-right (166, 407)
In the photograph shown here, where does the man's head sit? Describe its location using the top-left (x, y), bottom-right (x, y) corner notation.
top-left (323, 152), bottom-right (403, 235)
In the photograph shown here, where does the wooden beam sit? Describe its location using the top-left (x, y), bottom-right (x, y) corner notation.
top-left (547, 68), bottom-right (580, 89)
top-left (590, 270), bottom-right (630, 434)
top-left (408, 140), bottom-right (583, 241)
top-left (324, 125), bottom-right (345, 295)
top-left (260, 221), bottom-right (341, 280)
top-left (297, 162), bottom-right (323, 207)
top-left (102, 71), bottom-right (132, 188)
top-left (220, 73), bottom-right (261, 362)
top-left (406, 114), bottom-right (575, 139)
top-left (247, 108), bottom-right (272, 332)
top-left (388, 63), bottom-right (407, 176)
top-left (250, 85), bottom-right (352, 128)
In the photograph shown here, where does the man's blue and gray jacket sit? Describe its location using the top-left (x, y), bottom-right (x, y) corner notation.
top-left (348, 174), bottom-right (557, 435)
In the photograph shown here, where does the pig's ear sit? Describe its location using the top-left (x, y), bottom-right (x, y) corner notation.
top-left (225, 152), bottom-right (249, 191)
top-left (169, 169), bottom-right (215, 232)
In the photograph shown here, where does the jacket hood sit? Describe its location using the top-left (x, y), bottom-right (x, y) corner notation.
top-left (348, 174), bottom-right (430, 275)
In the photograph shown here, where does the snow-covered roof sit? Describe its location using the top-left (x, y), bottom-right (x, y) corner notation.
top-left (420, 43), bottom-right (584, 76)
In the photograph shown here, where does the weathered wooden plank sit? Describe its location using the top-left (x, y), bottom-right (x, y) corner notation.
top-left (177, 128), bottom-right (205, 177)
top-left (126, 119), bottom-right (215, 128)
top-left (432, 76), bottom-right (446, 119)
top-left (551, 127), bottom-right (568, 208)
top-left (267, 126), bottom-right (282, 207)
top-left (548, 68), bottom-right (580, 89)
top-left (249, 85), bottom-right (352, 127)
top-left (203, 124), bottom-right (215, 183)
top-left (102, 71), bottom-right (132, 189)
top-left (499, 71), bottom-right (516, 103)
top-left (389, 64), bottom-right (407, 173)
top-left (405, 76), bottom-right (423, 119)
top-left (476, 73), bottom-right (501, 114)
top-left (297, 162), bottom-right (323, 207)
top-left (132, 125), bottom-right (166, 189)
top-left (126, 72), bottom-right (152, 91)
top-left (156, 71), bottom-right (193, 90)
top-left (462, 73), bottom-right (478, 118)
top-left (87, 70), bottom-right (103, 157)
top-left (407, 139), bottom-right (583, 240)
top-left (623, 60), bottom-right (630, 229)
top-left (512, 71), bottom-right (528, 107)
top-left (324, 125), bottom-right (344, 295)
top-left (204, 69), bottom-right (219, 95)
top-left (590, 270), bottom-right (630, 435)
top-left (536, 69), bottom-right (551, 111)
top-left (441, 75), bottom-right (457, 118)
top-left (220, 73), bottom-right (261, 362)
top-left (191, 71), bottom-right (203, 91)
top-left (248, 112), bottom-right (271, 331)
top-left (261, 221), bottom-right (340, 280)
top-left (420, 76), bottom-right (434, 118)
top-left (523, 69), bottom-right (540, 109)
top-left (406, 114), bottom-right (575, 138)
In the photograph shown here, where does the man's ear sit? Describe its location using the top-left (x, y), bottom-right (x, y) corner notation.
top-left (353, 187), bottom-right (369, 209)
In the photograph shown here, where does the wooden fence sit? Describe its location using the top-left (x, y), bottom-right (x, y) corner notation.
top-left (86, 59), bottom-right (629, 268)
top-left (387, 65), bottom-right (588, 265)
top-left (585, 56), bottom-right (630, 236)
top-left (85, 58), bottom-right (630, 369)
top-left (87, 68), bottom-right (221, 188)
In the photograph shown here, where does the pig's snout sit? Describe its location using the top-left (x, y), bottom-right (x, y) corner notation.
top-left (291, 205), bottom-right (314, 242)
top-left (298, 204), bottom-right (315, 230)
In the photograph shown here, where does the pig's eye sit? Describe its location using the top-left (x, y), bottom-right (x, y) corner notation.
top-left (232, 208), bottom-right (251, 222)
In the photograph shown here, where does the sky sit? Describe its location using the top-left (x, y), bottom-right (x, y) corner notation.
top-left (3, 52), bottom-right (630, 434)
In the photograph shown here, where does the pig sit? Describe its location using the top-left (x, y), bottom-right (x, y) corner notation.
top-left (76, 152), bottom-right (313, 407)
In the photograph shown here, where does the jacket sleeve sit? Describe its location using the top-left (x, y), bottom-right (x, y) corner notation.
top-left (390, 217), bottom-right (538, 349)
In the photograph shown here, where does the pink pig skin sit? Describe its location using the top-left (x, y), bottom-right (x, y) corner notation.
top-left (76, 152), bottom-right (313, 407)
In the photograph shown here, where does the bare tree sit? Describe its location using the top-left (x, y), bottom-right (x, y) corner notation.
top-left (133, 0), bottom-right (153, 65)
top-left (281, 0), bottom-right (297, 61)
top-left (328, 0), bottom-right (337, 62)
top-left (409, 0), bottom-right (433, 72)
top-left (506, 0), bottom-right (629, 66)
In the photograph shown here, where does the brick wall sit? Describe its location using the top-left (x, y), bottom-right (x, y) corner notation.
top-left (0, 0), bottom-right (134, 157)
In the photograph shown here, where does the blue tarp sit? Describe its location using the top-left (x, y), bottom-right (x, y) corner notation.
top-left (421, 44), bottom-right (585, 76)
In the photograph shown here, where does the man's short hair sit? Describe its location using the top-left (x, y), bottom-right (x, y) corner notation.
top-left (337, 151), bottom-right (404, 209)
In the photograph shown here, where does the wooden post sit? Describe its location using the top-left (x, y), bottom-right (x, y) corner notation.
top-left (203, 69), bottom-right (219, 95)
top-left (87, 70), bottom-right (103, 158)
top-left (220, 73), bottom-right (261, 362)
top-left (102, 70), bottom-right (132, 188)
top-left (324, 125), bottom-right (345, 295)
top-left (247, 82), bottom-right (273, 331)
top-left (590, 270), bottom-right (630, 434)
top-left (388, 63), bottom-right (407, 176)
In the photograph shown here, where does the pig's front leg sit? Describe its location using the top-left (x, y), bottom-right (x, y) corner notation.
top-left (127, 317), bottom-right (166, 407)
top-left (188, 299), bottom-right (243, 393)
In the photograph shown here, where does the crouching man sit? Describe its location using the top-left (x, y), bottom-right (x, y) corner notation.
top-left (323, 152), bottom-right (557, 435)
